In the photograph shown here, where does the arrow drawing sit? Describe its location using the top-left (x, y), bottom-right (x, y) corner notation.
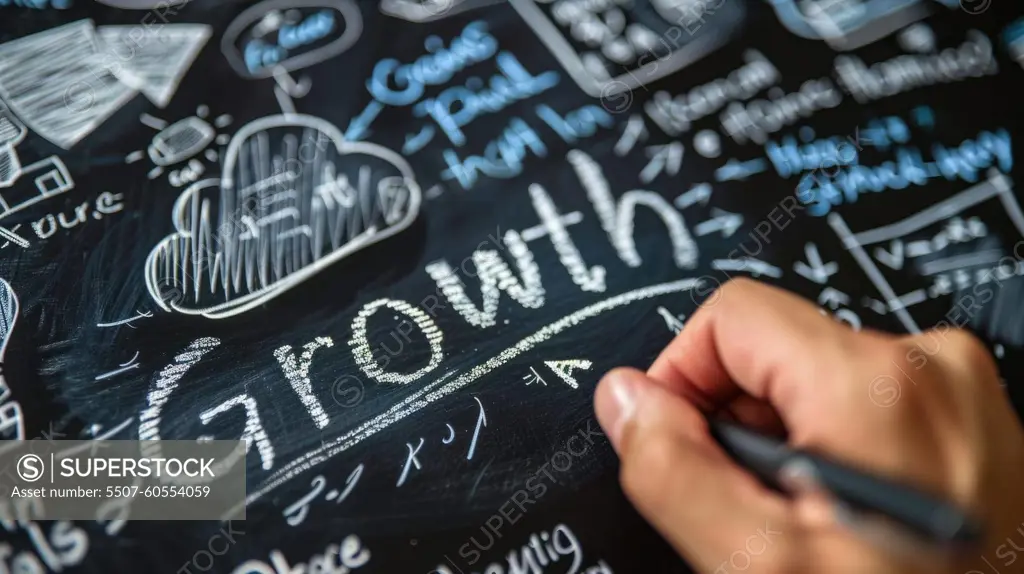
top-left (793, 242), bottom-right (838, 284)
top-left (817, 287), bottom-right (849, 310)
top-left (614, 114), bottom-right (648, 156)
top-left (656, 306), bottom-right (685, 334)
top-left (695, 208), bottom-right (743, 238)
top-left (639, 142), bottom-right (683, 184)
top-left (0, 226), bottom-right (29, 249)
top-left (344, 100), bottom-right (385, 142)
top-left (874, 240), bottom-right (904, 270)
top-left (544, 359), bottom-right (593, 390)
top-left (714, 158), bottom-right (767, 182)
top-left (712, 258), bottom-right (782, 278)
top-left (674, 183), bottom-right (712, 210)
top-left (862, 297), bottom-right (888, 315)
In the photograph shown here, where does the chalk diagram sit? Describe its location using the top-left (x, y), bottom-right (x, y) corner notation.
top-left (508, 0), bottom-right (745, 97)
top-left (0, 20), bottom-right (210, 248)
top-left (1, 100), bottom-right (73, 248)
top-left (145, 114), bottom-right (422, 319)
top-left (0, 19), bottom-right (211, 150)
top-left (765, 0), bottom-right (957, 50)
top-left (829, 170), bottom-right (1024, 334)
top-left (125, 106), bottom-right (234, 187)
top-left (0, 278), bottom-right (23, 441)
top-left (378, 0), bottom-right (501, 22)
top-left (95, 24), bottom-right (212, 109)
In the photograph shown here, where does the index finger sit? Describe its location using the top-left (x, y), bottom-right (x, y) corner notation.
top-left (647, 278), bottom-right (860, 427)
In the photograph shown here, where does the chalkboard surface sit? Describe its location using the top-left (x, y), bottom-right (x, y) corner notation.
top-left (2, 0), bottom-right (1024, 572)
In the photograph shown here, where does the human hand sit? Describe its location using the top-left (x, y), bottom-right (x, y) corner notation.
top-left (594, 278), bottom-right (1024, 574)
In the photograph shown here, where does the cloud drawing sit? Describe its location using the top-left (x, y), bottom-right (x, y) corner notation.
top-left (144, 114), bottom-right (422, 319)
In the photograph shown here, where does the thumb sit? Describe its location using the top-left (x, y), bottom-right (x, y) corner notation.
top-left (596, 368), bottom-right (793, 573)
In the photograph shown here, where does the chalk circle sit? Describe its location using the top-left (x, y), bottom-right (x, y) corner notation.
top-left (898, 23), bottom-right (936, 53)
top-left (693, 129), bottom-right (721, 158)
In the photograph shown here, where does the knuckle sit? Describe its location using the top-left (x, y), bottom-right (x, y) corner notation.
top-left (944, 329), bottom-right (995, 367)
top-left (887, 341), bottom-right (920, 377)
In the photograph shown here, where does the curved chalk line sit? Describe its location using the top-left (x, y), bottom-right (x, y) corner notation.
top-left (242, 277), bottom-right (700, 507)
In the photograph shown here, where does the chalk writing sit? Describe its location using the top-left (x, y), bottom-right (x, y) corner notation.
top-left (645, 50), bottom-right (781, 136)
top-left (720, 79), bottom-right (843, 145)
top-left (425, 234), bottom-right (545, 329)
top-left (200, 393), bottom-right (276, 470)
top-left (230, 535), bottom-right (370, 574)
top-left (568, 149), bottom-right (698, 270)
top-left (443, 522), bottom-right (609, 574)
top-left (799, 129), bottom-right (1012, 216)
top-left (30, 192), bottom-right (125, 241)
top-left (657, 306), bottom-right (685, 334)
top-left (222, 0), bottom-right (363, 79)
top-left (467, 396), bottom-right (487, 460)
top-left (522, 367), bottom-right (548, 386)
top-left (835, 31), bottom-right (998, 104)
top-left (544, 360), bottom-right (592, 390)
top-left (413, 52), bottom-right (560, 146)
top-left (282, 465), bottom-right (363, 526)
top-left (793, 242), bottom-right (838, 284)
top-left (275, 337), bottom-right (334, 429)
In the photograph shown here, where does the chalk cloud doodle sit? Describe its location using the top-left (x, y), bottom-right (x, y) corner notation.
top-left (221, 0), bottom-right (363, 79)
top-left (144, 114), bottom-right (422, 319)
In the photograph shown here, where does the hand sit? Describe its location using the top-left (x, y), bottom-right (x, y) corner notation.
top-left (594, 278), bottom-right (1024, 574)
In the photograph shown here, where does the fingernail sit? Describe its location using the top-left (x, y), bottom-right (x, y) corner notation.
top-left (597, 371), bottom-right (639, 453)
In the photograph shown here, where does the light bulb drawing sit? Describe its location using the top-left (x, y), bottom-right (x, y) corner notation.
top-left (125, 105), bottom-right (233, 187)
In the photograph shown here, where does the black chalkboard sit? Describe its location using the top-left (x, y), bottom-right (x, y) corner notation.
top-left (2, 0), bottom-right (1024, 572)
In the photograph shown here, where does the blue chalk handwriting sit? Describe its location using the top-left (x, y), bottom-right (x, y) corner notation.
top-left (798, 129), bottom-right (1012, 216)
top-left (0, 0), bottom-right (71, 8)
top-left (279, 10), bottom-right (335, 50)
top-left (244, 10), bottom-right (337, 74)
top-left (441, 104), bottom-right (615, 190)
top-left (413, 52), bottom-right (560, 146)
top-left (366, 21), bottom-right (498, 106)
top-left (441, 117), bottom-right (547, 190)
